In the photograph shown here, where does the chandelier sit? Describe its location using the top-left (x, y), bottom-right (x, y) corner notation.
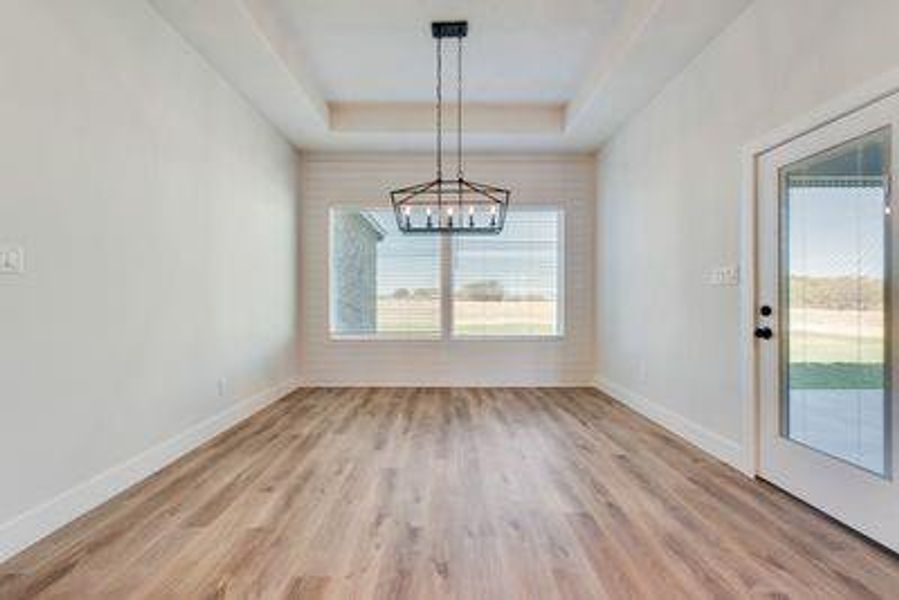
top-left (389, 21), bottom-right (511, 234)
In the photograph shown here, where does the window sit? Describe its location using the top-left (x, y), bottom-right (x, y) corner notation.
top-left (329, 207), bottom-right (563, 339)
top-left (330, 208), bottom-right (440, 337)
top-left (453, 209), bottom-right (562, 336)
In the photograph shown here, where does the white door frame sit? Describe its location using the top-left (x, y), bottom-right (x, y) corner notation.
top-left (740, 68), bottom-right (899, 477)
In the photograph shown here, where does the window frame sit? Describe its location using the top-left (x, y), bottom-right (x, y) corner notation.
top-left (448, 205), bottom-right (566, 340)
top-left (327, 204), bottom-right (565, 341)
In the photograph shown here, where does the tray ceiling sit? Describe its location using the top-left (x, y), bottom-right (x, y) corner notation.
top-left (150, 0), bottom-right (751, 151)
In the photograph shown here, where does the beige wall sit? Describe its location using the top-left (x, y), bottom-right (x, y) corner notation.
top-left (595, 0), bottom-right (899, 469)
top-left (300, 154), bottom-right (596, 386)
top-left (0, 0), bottom-right (300, 558)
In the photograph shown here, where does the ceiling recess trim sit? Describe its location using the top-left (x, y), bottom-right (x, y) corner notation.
top-left (151, 0), bottom-right (752, 152)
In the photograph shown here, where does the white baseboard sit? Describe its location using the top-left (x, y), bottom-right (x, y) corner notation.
top-left (0, 375), bottom-right (303, 563)
top-left (593, 375), bottom-right (750, 475)
top-left (297, 380), bottom-right (593, 388)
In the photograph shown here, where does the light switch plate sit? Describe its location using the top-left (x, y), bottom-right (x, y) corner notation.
top-left (709, 265), bottom-right (739, 286)
top-left (0, 245), bottom-right (25, 274)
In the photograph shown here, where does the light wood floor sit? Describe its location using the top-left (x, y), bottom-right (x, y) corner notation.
top-left (1, 388), bottom-right (897, 599)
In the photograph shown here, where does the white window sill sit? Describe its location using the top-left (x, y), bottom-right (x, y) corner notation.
top-left (329, 333), bottom-right (565, 342)
top-left (329, 333), bottom-right (441, 342)
top-left (450, 335), bottom-right (565, 342)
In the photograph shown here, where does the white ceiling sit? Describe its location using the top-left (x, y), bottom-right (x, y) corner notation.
top-left (251, 0), bottom-right (639, 103)
top-left (150, 0), bottom-right (751, 152)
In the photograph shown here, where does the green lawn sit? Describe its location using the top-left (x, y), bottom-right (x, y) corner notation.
top-left (789, 330), bottom-right (885, 389)
top-left (789, 362), bottom-right (884, 389)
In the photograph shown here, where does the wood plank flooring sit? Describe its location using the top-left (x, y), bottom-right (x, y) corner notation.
top-left (1, 387), bottom-right (897, 599)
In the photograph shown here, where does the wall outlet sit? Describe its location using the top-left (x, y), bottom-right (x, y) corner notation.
top-left (708, 265), bottom-right (739, 286)
top-left (0, 245), bottom-right (25, 274)
top-left (217, 378), bottom-right (227, 398)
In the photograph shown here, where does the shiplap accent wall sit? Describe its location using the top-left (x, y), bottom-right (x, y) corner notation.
top-left (299, 154), bottom-right (596, 386)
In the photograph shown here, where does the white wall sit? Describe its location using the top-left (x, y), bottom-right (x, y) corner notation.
top-left (0, 0), bottom-right (300, 559)
top-left (300, 154), bottom-right (595, 386)
top-left (595, 0), bottom-right (899, 469)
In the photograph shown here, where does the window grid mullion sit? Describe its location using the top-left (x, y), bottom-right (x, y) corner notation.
top-left (441, 233), bottom-right (453, 340)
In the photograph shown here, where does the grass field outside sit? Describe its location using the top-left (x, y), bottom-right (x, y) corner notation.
top-left (376, 298), bottom-right (557, 336)
top-left (788, 308), bottom-right (884, 389)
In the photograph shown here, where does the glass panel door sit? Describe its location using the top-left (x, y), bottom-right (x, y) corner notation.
top-left (758, 93), bottom-right (899, 551)
top-left (780, 128), bottom-right (891, 475)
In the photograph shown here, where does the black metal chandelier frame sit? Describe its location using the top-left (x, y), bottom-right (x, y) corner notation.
top-left (389, 21), bottom-right (510, 235)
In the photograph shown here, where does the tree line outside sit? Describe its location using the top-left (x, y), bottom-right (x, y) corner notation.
top-left (385, 276), bottom-right (881, 305)
top-left (386, 280), bottom-right (549, 302)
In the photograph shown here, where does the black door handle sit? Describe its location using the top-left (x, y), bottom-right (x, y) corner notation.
top-left (754, 326), bottom-right (773, 340)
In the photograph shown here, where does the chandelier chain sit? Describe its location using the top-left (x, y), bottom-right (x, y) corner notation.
top-left (436, 36), bottom-right (443, 180)
top-left (457, 36), bottom-right (463, 181)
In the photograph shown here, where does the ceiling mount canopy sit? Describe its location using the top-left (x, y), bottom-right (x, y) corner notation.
top-left (390, 20), bottom-right (511, 234)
